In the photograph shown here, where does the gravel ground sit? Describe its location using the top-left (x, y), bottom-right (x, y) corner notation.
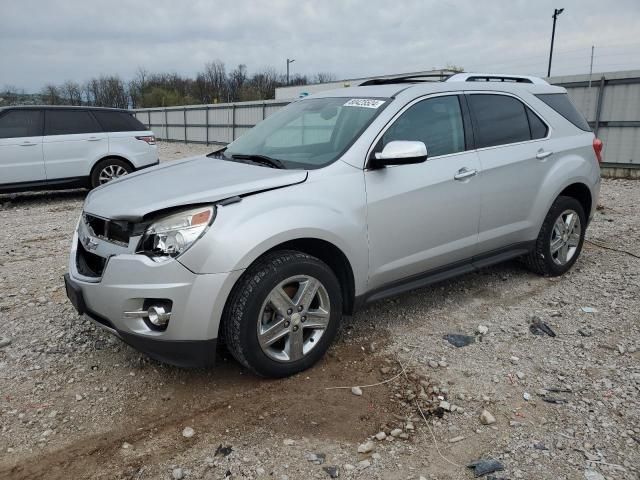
top-left (0, 142), bottom-right (638, 480)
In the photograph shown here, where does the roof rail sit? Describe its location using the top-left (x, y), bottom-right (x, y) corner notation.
top-left (446, 73), bottom-right (549, 85)
top-left (359, 73), bottom-right (453, 86)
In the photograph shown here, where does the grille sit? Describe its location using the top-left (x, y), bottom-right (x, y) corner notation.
top-left (76, 240), bottom-right (107, 278)
top-left (84, 214), bottom-right (131, 245)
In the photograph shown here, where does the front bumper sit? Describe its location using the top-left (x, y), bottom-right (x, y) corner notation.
top-left (66, 229), bottom-right (243, 367)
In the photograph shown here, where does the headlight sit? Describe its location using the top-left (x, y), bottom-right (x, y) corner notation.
top-left (137, 206), bottom-right (215, 262)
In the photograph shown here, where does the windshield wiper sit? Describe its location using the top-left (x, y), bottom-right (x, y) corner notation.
top-left (231, 154), bottom-right (286, 169)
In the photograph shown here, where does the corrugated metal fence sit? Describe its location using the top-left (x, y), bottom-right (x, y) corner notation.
top-left (132, 100), bottom-right (288, 146)
top-left (133, 70), bottom-right (640, 168)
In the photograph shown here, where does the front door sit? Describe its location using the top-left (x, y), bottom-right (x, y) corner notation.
top-left (365, 94), bottom-right (482, 290)
top-left (0, 109), bottom-right (45, 185)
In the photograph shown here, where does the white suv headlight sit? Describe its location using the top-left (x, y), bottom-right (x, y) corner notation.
top-left (138, 206), bottom-right (215, 262)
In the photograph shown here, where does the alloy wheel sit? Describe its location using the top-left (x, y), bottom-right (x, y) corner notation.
top-left (98, 164), bottom-right (128, 184)
top-left (550, 209), bottom-right (582, 265)
top-left (257, 275), bottom-right (331, 362)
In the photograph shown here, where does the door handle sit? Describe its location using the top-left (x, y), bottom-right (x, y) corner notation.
top-left (19, 142), bottom-right (37, 147)
top-left (454, 167), bottom-right (478, 181)
top-left (87, 137), bottom-right (102, 141)
top-left (536, 150), bottom-right (553, 160)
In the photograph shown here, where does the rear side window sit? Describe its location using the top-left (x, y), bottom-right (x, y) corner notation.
top-left (45, 110), bottom-right (102, 136)
top-left (93, 111), bottom-right (147, 132)
top-left (0, 110), bottom-right (42, 139)
top-left (526, 108), bottom-right (548, 139)
top-left (381, 95), bottom-right (466, 157)
top-left (468, 94), bottom-right (531, 148)
top-left (535, 93), bottom-right (591, 131)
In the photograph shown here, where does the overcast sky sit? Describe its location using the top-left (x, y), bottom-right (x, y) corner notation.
top-left (2, 0), bottom-right (640, 92)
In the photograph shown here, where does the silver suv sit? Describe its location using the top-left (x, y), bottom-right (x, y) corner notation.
top-left (64, 73), bottom-right (602, 377)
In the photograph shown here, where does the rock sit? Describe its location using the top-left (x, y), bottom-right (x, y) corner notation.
top-left (305, 452), bottom-right (326, 464)
top-left (390, 428), bottom-right (403, 437)
top-left (0, 337), bottom-right (11, 349)
top-left (357, 441), bottom-right (375, 453)
top-left (449, 436), bottom-right (465, 443)
top-left (480, 410), bottom-right (496, 425)
top-left (467, 459), bottom-right (504, 477)
top-left (357, 460), bottom-right (371, 469)
top-left (443, 334), bottom-right (475, 347)
top-left (439, 400), bottom-right (451, 411)
top-left (428, 360), bottom-right (439, 368)
top-left (516, 371), bottom-right (525, 379)
top-left (351, 386), bottom-right (363, 396)
top-left (323, 466), bottom-right (339, 478)
top-left (283, 439), bottom-right (295, 446)
top-left (584, 469), bottom-right (605, 480)
top-left (343, 464), bottom-right (355, 471)
top-left (477, 325), bottom-right (489, 335)
top-left (121, 442), bottom-right (132, 449)
top-left (215, 444), bottom-right (233, 456)
top-left (523, 392), bottom-right (531, 401)
top-left (182, 427), bottom-right (195, 438)
top-left (617, 344), bottom-right (626, 354)
top-left (510, 356), bottom-right (520, 364)
top-left (75, 394), bottom-right (83, 401)
top-left (380, 366), bottom-right (391, 374)
top-left (256, 467), bottom-right (266, 475)
top-left (374, 431), bottom-right (386, 441)
top-left (172, 467), bottom-right (184, 480)
top-left (405, 421), bottom-right (414, 431)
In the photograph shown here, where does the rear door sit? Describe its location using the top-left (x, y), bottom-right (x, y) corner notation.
top-left (365, 94), bottom-right (482, 290)
top-left (92, 110), bottom-right (157, 168)
top-left (466, 92), bottom-right (550, 253)
top-left (42, 109), bottom-right (108, 180)
top-left (0, 109), bottom-right (45, 185)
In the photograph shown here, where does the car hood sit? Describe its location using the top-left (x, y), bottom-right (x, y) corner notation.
top-left (84, 155), bottom-right (308, 221)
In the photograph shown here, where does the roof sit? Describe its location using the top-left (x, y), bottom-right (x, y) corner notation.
top-left (306, 77), bottom-right (564, 100)
top-left (0, 105), bottom-right (130, 113)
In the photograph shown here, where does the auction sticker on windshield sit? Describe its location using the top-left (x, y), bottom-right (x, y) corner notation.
top-left (343, 99), bottom-right (386, 109)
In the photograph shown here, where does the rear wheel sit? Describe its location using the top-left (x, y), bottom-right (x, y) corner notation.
top-left (223, 250), bottom-right (342, 378)
top-left (90, 158), bottom-right (132, 188)
top-left (523, 195), bottom-right (586, 276)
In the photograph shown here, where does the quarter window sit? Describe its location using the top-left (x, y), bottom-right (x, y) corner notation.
top-left (526, 108), bottom-right (548, 139)
top-left (93, 111), bottom-right (147, 132)
top-left (0, 110), bottom-right (42, 139)
top-left (44, 110), bottom-right (101, 136)
top-left (381, 95), bottom-right (466, 157)
top-left (468, 94), bottom-right (532, 148)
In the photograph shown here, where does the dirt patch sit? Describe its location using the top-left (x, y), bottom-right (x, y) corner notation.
top-left (1, 337), bottom-right (410, 480)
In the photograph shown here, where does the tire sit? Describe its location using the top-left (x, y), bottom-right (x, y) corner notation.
top-left (523, 195), bottom-right (586, 276)
top-left (90, 158), bottom-right (133, 188)
top-left (223, 250), bottom-right (343, 378)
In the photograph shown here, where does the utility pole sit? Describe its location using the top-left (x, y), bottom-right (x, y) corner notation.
top-left (547, 8), bottom-right (565, 77)
top-left (588, 45), bottom-right (595, 88)
top-left (286, 58), bottom-right (295, 85)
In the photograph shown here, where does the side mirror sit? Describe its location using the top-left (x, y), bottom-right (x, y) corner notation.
top-left (370, 141), bottom-right (428, 168)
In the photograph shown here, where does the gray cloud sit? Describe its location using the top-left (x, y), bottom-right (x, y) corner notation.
top-left (2, 0), bottom-right (639, 92)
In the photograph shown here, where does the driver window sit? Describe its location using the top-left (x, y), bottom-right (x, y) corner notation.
top-left (382, 95), bottom-right (465, 157)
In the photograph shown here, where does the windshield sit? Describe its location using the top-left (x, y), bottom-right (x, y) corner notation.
top-left (224, 97), bottom-right (388, 169)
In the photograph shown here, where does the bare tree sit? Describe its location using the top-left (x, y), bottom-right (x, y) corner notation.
top-left (313, 72), bottom-right (336, 84)
top-left (42, 84), bottom-right (62, 105)
top-left (1, 85), bottom-right (21, 105)
top-left (228, 64), bottom-right (247, 102)
top-left (203, 61), bottom-right (228, 103)
top-left (60, 81), bottom-right (83, 105)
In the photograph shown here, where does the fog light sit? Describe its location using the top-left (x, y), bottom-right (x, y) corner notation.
top-left (147, 305), bottom-right (171, 327)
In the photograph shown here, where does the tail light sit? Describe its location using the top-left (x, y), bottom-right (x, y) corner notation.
top-left (593, 138), bottom-right (603, 163)
top-left (136, 135), bottom-right (156, 145)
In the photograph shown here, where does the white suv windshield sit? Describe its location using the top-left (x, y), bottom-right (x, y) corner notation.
top-left (224, 97), bottom-right (388, 169)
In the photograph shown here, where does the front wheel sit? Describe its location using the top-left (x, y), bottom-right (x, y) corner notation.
top-left (223, 250), bottom-right (343, 378)
top-left (523, 195), bottom-right (586, 276)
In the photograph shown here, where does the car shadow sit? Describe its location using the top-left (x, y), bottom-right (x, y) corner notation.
top-left (0, 188), bottom-right (88, 206)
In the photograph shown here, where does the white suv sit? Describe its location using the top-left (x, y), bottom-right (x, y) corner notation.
top-left (0, 106), bottom-right (158, 193)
